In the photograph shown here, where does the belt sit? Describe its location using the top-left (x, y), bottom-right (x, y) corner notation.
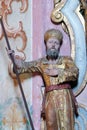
top-left (45, 83), bottom-right (71, 93)
top-left (45, 83), bottom-right (78, 115)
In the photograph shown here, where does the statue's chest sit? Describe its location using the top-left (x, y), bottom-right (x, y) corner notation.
top-left (42, 63), bottom-right (65, 76)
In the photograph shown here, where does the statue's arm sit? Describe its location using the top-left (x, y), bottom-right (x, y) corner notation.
top-left (17, 60), bottom-right (41, 74)
top-left (58, 57), bottom-right (79, 83)
top-left (9, 59), bottom-right (42, 78)
top-left (9, 56), bottom-right (42, 78)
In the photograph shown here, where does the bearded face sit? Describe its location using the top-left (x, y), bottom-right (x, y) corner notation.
top-left (46, 49), bottom-right (59, 60)
top-left (46, 37), bottom-right (61, 60)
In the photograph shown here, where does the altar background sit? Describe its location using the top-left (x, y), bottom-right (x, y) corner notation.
top-left (0, 0), bottom-right (87, 130)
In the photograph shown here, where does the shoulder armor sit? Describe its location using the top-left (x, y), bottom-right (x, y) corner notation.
top-left (38, 57), bottom-right (48, 64)
top-left (61, 56), bottom-right (73, 61)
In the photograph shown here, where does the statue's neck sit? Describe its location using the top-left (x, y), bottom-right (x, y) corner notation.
top-left (48, 58), bottom-right (59, 64)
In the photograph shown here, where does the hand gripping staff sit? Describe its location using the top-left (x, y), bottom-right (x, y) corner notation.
top-left (0, 16), bottom-right (35, 130)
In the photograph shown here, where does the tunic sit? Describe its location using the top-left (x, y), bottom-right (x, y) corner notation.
top-left (17, 56), bottom-right (79, 130)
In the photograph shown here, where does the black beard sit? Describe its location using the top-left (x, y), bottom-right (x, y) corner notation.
top-left (46, 49), bottom-right (59, 60)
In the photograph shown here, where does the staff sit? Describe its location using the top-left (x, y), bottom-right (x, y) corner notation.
top-left (0, 16), bottom-right (35, 130)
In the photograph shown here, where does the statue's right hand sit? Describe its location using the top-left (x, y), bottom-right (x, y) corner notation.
top-left (6, 48), bottom-right (23, 69)
top-left (6, 48), bottom-right (15, 58)
top-left (14, 55), bottom-right (23, 69)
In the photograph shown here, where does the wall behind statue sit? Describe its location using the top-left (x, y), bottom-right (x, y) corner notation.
top-left (0, 0), bottom-right (33, 130)
top-left (0, 0), bottom-right (87, 130)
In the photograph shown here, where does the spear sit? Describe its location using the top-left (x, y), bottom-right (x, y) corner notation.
top-left (0, 16), bottom-right (35, 130)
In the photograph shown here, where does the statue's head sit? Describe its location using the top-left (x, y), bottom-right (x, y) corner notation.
top-left (44, 29), bottom-right (63, 60)
top-left (44, 28), bottom-right (63, 45)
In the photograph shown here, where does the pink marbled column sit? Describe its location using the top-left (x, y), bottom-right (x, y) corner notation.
top-left (32, 1), bottom-right (70, 129)
top-left (32, 1), bottom-right (44, 130)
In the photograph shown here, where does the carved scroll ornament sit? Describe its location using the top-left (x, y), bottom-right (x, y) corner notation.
top-left (0, 0), bottom-right (28, 51)
top-left (51, 0), bottom-right (87, 96)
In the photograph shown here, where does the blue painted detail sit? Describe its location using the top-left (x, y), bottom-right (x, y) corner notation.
top-left (61, 0), bottom-right (86, 94)
top-left (75, 106), bottom-right (87, 130)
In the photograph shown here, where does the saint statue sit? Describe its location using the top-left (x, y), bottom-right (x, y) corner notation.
top-left (9, 29), bottom-right (79, 130)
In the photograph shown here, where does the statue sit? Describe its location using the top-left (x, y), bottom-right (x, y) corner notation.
top-left (9, 29), bottom-right (79, 130)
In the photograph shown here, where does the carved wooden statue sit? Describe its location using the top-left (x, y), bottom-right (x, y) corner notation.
top-left (10, 29), bottom-right (79, 130)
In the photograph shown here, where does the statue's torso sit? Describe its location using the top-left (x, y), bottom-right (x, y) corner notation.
top-left (39, 56), bottom-right (78, 88)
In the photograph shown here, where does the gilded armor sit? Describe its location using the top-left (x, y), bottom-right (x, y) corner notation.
top-left (18, 56), bottom-right (79, 88)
